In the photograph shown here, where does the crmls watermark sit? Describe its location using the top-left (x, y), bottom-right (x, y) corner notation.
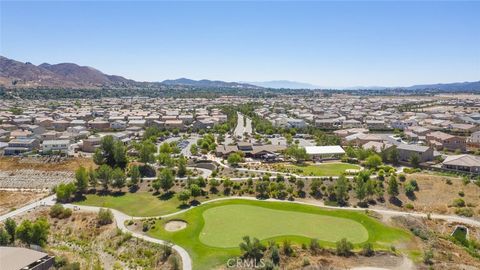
top-left (226, 258), bottom-right (266, 269)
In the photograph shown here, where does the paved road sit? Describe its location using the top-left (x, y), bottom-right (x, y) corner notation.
top-left (233, 112), bottom-right (252, 139)
top-left (0, 195), bottom-right (56, 222)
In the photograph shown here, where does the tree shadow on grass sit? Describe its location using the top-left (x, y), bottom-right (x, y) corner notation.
top-left (189, 199), bottom-right (201, 206)
top-left (158, 191), bottom-right (175, 201)
top-left (177, 203), bottom-right (191, 210)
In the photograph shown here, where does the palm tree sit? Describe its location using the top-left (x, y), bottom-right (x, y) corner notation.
top-left (239, 236), bottom-right (266, 262)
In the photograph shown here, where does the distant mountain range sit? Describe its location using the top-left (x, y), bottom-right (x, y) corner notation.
top-left (162, 78), bottom-right (259, 89)
top-left (404, 81), bottom-right (480, 91)
top-left (0, 56), bottom-right (478, 91)
top-left (241, 80), bottom-right (320, 89)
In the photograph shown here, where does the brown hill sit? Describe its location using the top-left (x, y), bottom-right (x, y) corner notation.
top-left (0, 56), bottom-right (134, 89)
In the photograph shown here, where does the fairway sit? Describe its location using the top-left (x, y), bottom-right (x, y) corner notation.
top-left (75, 192), bottom-right (181, 217)
top-left (288, 162), bottom-right (360, 176)
top-left (200, 204), bottom-right (368, 247)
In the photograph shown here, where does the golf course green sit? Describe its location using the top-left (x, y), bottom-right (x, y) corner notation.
top-left (148, 199), bottom-right (412, 270)
top-left (200, 204), bottom-right (368, 247)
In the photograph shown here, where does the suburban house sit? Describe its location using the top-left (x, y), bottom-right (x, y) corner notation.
top-left (365, 120), bottom-right (387, 130)
top-left (0, 246), bottom-right (55, 270)
top-left (42, 140), bottom-right (70, 154)
top-left (442, 154), bottom-right (480, 174)
top-left (215, 142), bottom-right (286, 159)
top-left (426, 131), bottom-right (466, 152)
top-left (362, 141), bottom-right (393, 153)
top-left (82, 137), bottom-right (102, 152)
top-left (397, 144), bottom-right (434, 163)
top-left (4, 138), bottom-right (40, 156)
top-left (468, 131), bottom-right (480, 146)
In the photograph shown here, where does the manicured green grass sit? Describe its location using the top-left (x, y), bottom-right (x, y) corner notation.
top-left (200, 204), bottom-right (368, 247)
top-left (75, 192), bottom-right (183, 217)
top-left (288, 162), bottom-right (360, 176)
top-left (148, 199), bottom-right (412, 270)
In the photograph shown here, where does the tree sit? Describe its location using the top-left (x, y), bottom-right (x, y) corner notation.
top-left (111, 168), bottom-right (126, 191)
top-left (159, 169), bottom-right (175, 192)
top-left (31, 217), bottom-right (49, 246)
top-left (113, 141), bottom-right (127, 169)
top-left (74, 166), bottom-right (89, 194)
top-left (4, 218), bottom-right (16, 244)
top-left (209, 178), bottom-right (220, 193)
top-left (177, 155), bottom-right (187, 177)
top-left (222, 178), bottom-right (233, 195)
top-left (336, 238), bottom-right (353, 256)
top-left (335, 175), bottom-right (349, 205)
top-left (97, 208), bottom-right (113, 225)
top-left (355, 177), bottom-right (367, 202)
top-left (56, 183), bottom-right (76, 203)
top-left (227, 152), bottom-right (243, 166)
top-left (365, 154), bottom-right (382, 168)
top-left (100, 135), bottom-right (115, 166)
top-left (128, 165), bottom-right (141, 188)
top-left (93, 148), bottom-right (105, 165)
top-left (159, 142), bottom-right (173, 154)
top-left (96, 164), bottom-right (113, 191)
top-left (410, 154), bottom-right (420, 168)
top-left (310, 179), bottom-right (322, 198)
top-left (152, 179), bottom-right (161, 193)
top-left (158, 153), bottom-right (174, 167)
top-left (16, 220), bottom-right (33, 245)
top-left (285, 144), bottom-right (308, 163)
top-left (256, 181), bottom-right (269, 198)
top-left (296, 179), bottom-right (305, 191)
top-left (177, 190), bottom-right (191, 204)
top-left (0, 228), bottom-right (9, 246)
top-left (190, 144), bottom-right (199, 156)
top-left (387, 175), bottom-right (399, 197)
top-left (388, 147), bottom-right (399, 165)
top-left (189, 184), bottom-right (202, 200)
top-left (138, 140), bottom-right (156, 164)
top-left (88, 167), bottom-right (97, 190)
top-left (239, 236), bottom-right (266, 263)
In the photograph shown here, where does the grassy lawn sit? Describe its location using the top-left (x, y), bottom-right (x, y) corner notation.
top-left (75, 192), bottom-right (184, 217)
top-left (287, 162), bottom-right (360, 176)
top-left (148, 199), bottom-right (412, 270)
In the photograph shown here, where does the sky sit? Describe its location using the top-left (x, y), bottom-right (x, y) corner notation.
top-left (1, 1), bottom-right (479, 88)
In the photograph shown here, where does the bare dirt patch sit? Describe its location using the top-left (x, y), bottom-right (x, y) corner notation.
top-left (10, 208), bottom-right (179, 270)
top-left (0, 156), bottom-right (95, 172)
top-left (0, 190), bottom-right (47, 215)
top-left (387, 173), bottom-right (480, 216)
top-left (164, 220), bottom-right (187, 232)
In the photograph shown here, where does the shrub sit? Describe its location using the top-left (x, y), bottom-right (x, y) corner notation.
top-left (455, 207), bottom-right (474, 217)
top-left (336, 238), bottom-right (353, 256)
top-left (49, 204), bottom-right (72, 219)
top-left (309, 238), bottom-right (321, 254)
top-left (97, 208), bottom-right (114, 225)
top-left (452, 198), bottom-right (466, 207)
top-left (405, 203), bottom-right (414, 210)
top-left (361, 242), bottom-right (374, 256)
top-left (423, 249), bottom-right (434, 265)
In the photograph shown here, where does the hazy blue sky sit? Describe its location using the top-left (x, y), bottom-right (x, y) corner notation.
top-left (1, 1), bottom-right (479, 87)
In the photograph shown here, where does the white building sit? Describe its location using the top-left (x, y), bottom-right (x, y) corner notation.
top-left (42, 140), bottom-right (70, 154)
top-left (304, 145), bottom-right (345, 159)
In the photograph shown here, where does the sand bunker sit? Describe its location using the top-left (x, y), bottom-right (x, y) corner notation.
top-left (164, 220), bottom-right (187, 232)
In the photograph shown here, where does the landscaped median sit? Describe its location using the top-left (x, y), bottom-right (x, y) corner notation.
top-left (147, 199), bottom-right (412, 270)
